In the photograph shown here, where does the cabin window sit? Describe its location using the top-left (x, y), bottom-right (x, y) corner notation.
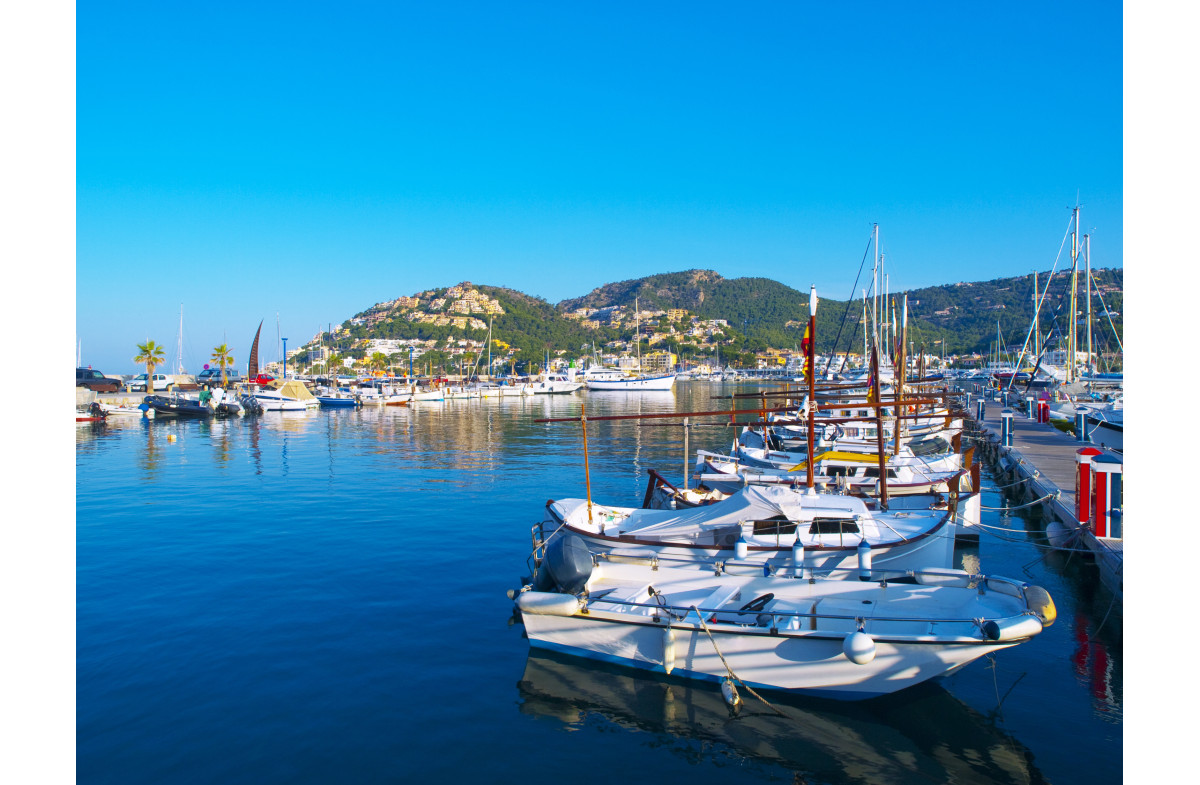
top-left (752, 515), bottom-right (797, 536)
top-left (825, 465), bottom-right (853, 478)
top-left (863, 468), bottom-right (898, 479)
top-left (858, 410), bottom-right (869, 417)
top-left (808, 517), bottom-right (860, 535)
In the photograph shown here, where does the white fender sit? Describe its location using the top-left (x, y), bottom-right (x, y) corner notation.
top-left (516, 591), bottom-right (581, 617)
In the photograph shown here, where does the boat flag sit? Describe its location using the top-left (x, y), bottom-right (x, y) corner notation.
top-left (800, 322), bottom-right (813, 383)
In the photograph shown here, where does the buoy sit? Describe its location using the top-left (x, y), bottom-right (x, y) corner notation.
top-left (857, 539), bottom-right (873, 581)
top-left (721, 677), bottom-right (741, 712)
top-left (792, 539), bottom-right (806, 579)
top-left (1023, 585), bottom-right (1057, 626)
top-left (734, 536), bottom-right (748, 560)
top-left (843, 630), bottom-right (876, 664)
top-left (1045, 521), bottom-right (1072, 549)
top-left (662, 627), bottom-right (676, 674)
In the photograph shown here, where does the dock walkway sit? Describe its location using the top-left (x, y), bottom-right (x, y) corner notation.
top-left (958, 384), bottom-right (1123, 598)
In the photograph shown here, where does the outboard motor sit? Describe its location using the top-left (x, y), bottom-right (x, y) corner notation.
top-left (533, 533), bottom-right (593, 594)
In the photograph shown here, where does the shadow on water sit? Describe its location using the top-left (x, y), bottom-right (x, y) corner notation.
top-left (517, 650), bottom-right (1049, 785)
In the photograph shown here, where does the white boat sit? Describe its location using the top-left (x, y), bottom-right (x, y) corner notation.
top-left (531, 373), bottom-right (583, 394)
top-left (498, 381), bottom-right (534, 397)
top-left (584, 367), bottom-right (677, 392)
top-left (538, 484), bottom-right (957, 576)
top-left (444, 385), bottom-right (481, 400)
top-left (515, 542), bottom-right (1053, 700)
top-left (252, 378), bottom-right (320, 411)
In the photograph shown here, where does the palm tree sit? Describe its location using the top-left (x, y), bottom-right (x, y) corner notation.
top-left (211, 343), bottom-right (235, 386)
top-left (134, 340), bottom-right (166, 393)
top-left (368, 351), bottom-right (390, 375)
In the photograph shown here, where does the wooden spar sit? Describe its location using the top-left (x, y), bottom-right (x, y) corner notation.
top-left (581, 403), bottom-right (593, 522)
top-left (533, 398), bottom-right (947, 424)
top-left (682, 417), bottom-right (690, 490)
top-left (871, 343), bottom-right (889, 509)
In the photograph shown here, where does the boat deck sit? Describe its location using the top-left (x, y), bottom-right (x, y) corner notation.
top-left (960, 384), bottom-right (1122, 598)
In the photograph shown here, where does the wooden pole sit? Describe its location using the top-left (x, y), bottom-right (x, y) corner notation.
top-left (581, 402), bottom-right (593, 522)
top-left (682, 417), bottom-right (690, 490)
top-left (871, 343), bottom-right (889, 510)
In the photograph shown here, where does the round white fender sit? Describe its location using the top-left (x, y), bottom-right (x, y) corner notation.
top-left (843, 630), bottom-right (876, 664)
top-left (517, 591), bottom-right (581, 617)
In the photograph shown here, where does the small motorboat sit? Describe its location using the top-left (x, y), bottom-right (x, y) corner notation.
top-left (143, 394), bottom-right (215, 418)
top-left (514, 535), bottom-right (1054, 701)
top-left (538, 483), bottom-right (958, 577)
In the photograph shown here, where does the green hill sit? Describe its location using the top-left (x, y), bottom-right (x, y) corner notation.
top-left (309, 266), bottom-right (1123, 372)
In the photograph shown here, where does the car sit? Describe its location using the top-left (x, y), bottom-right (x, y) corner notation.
top-left (247, 374), bottom-right (276, 386)
top-left (76, 367), bottom-right (122, 392)
top-left (197, 368), bottom-right (245, 386)
top-left (130, 373), bottom-right (171, 392)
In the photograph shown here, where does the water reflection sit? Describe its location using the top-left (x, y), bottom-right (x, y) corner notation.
top-left (517, 651), bottom-right (1048, 785)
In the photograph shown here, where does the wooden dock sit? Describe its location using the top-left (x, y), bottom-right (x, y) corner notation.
top-left (957, 383), bottom-right (1123, 599)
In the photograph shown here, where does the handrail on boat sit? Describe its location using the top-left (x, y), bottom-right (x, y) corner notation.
top-left (581, 589), bottom-right (1033, 630)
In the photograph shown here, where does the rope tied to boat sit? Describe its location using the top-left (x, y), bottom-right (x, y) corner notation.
top-left (979, 491), bottom-right (1058, 511)
top-left (689, 605), bottom-right (788, 718)
top-left (983, 475), bottom-right (1033, 491)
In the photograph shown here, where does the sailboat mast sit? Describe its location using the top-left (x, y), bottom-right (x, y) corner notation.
top-left (635, 297), bottom-right (641, 370)
top-left (1085, 233), bottom-right (1093, 379)
top-left (176, 304), bottom-right (185, 375)
top-left (872, 224), bottom-right (880, 350)
top-left (893, 295), bottom-right (907, 457)
top-left (883, 267), bottom-right (889, 359)
top-left (1068, 206), bottom-right (1079, 382)
top-left (1033, 271), bottom-right (1040, 360)
top-left (861, 290), bottom-right (868, 366)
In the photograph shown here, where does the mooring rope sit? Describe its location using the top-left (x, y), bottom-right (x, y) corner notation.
top-left (982, 474), bottom-right (1036, 491)
top-left (978, 491), bottom-right (1058, 511)
top-left (689, 605), bottom-right (788, 718)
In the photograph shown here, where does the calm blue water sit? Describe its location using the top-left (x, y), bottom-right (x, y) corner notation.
top-left (77, 385), bottom-right (1122, 784)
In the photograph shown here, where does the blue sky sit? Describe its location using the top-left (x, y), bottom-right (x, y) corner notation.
top-left (76, 1), bottom-right (1122, 373)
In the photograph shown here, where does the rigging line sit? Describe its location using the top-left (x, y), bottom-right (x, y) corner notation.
top-left (1007, 214), bottom-right (1076, 390)
top-left (824, 236), bottom-right (874, 377)
top-left (1089, 279), bottom-right (1125, 354)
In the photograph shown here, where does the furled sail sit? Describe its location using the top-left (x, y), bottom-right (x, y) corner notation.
top-left (248, 320), bottom-right (263, 377)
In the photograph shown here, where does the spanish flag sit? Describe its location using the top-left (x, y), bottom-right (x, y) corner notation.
top-left (800, 322), bottom-right (812, 383)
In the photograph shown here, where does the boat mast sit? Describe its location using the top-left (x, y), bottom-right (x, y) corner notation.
top-left (872, 224), bottom-right (880, 351)
top-left (1068, 206), bottom-right (1079, 383)
top-left (1032, 271), bottom-right (1040, 360)
top-left (1085, 233), bottom-right (1093, 382)
top-left (893, 294), bottom-right (907, 457)
top-left (176, 304), bottom-right (185, 375)
top-left (635, 297), bottom-right (641, 371)
top-left (861, 289), bottom-right (868, 366)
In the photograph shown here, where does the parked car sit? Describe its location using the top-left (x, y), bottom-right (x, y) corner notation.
top-left (76, 367), bottom-right (122, 392)
top-left (197, 368), bottom-right (245, 386)
top-left (130, 373), bottom-right (171, 392)
top-left (247, 374), bottom-right (276, 386)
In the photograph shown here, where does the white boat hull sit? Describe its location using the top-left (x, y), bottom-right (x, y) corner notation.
top-left (517, 562), bottom-right (1044, 700)
top-left (586, 373), bottom-right (677, 391)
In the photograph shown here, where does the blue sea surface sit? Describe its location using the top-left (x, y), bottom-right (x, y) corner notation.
top-left (77, 386), bottom-right (1122, 784)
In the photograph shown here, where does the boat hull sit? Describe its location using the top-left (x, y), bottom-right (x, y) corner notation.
top-left (521, 605), bottom-right (1019, 700)
top-left (586, 373), bottom-right (677, 391)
